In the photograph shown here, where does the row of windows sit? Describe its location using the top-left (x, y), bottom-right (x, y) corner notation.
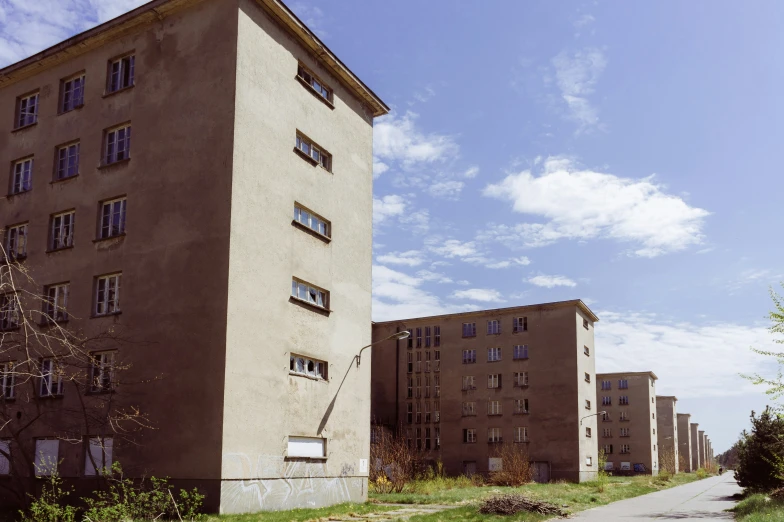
top-left (602, 444), bottom-right (632, 455)
top-left (602, 395), bottom-right (631, 406)
top-left (0, 274), bottom-right (121, 329)
top-left (407, 375), bottom-right (440, 398)
top-left (601, 379), bottom-right (630, 390)
top-left (406, 350), bottom-right (441, 373)
top-left (462, 345), bottom-right (529, 363)
top-left (406, 427), bottom-right (440, 451)
top-left (0, 437), bottom-right (113, 477)
top-left (461, 398), bottom-right (530, 416)
top-left (601, 411), bottom-right (630, 421)
top-left (462, 427), bottom-right (529, 444)
top-left (461, 316), bottom-right (529, 337)
top-left (405, 402), bottom-right (440, 424)
top-left (12, 54), bottom-right (134, 131)
top-left (407, 326), bottom-right (441, 348)
top-left (461, 372), bottom-right (529, 390)
top-left (0, 353), bottom-right (115, 400)
top-left (603, 428), bottom-right (632, 438)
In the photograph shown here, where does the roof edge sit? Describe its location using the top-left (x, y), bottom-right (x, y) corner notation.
top-left (597, 371), bottom-right (659, 380)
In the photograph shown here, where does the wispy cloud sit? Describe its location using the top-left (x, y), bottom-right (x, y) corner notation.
top-left (290, 2), bottom-right (329, 39)
top-left (373, 195), bottom-right (407, 225)
top-left (726, 269), bottom-right (784, 294)
top-left (483, 156), bottom-right (710, 257)
top-left (550, 48), bottom-right (607, 133)
top-left (486, 257), bottom-right (531, 269)
top-left (527, 274), bottom-right (577, 288)
top-left (376, 250), bottom-right (427, 267)
top-left (451, 288), bottom-right (506, 303)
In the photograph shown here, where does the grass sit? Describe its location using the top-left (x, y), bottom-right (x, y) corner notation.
top-left (731, 493), bottom-right (784, 521)
top-left (198, 502), bottom-right (399, 522)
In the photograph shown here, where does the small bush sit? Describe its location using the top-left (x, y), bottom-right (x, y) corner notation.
top-left (19, 470), bottom-right (77, 522)
top-left (489, 443), bottom-right (534, 487)
top-left (654, 470), bottom-right (672, 484)
top-left (696, 468), bottom-right (708, 479)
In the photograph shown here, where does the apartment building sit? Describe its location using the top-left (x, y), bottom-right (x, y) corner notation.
top-left (655, 396), bottom-right (678, 473)
top-left (677, 413), bottom-right (693, 472)
top-left (596, 372), bottom-right (659, 475)
top-left (0, 0), bottom-right (387, 513)
top-left (691, 423), bottom-right (702, 470)
top-left (370, 300), bottom-right (599, 482)
top-left (698, 431), bottom-right (706, 468)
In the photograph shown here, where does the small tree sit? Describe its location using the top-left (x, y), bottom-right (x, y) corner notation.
top-left (659, 447), bottom-right (678, 475)
top-left (596, 449), bottom-right (608, 492)
top-left (744, 283), bottom-right (784, 409)
top-left (489, 443), bottom-right (533, 487)
top-left (735, 407), bottom-right (784, 491)
top-left (369, 425), bottom-right (418, 493)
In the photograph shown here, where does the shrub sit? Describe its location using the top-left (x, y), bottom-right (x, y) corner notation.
top-left (489, 443), bottom-right (533, 487)
top-left (654, 470), bottom-right (672, 484)
top-left (19, 470), bottom-right (77, 522)
top-left (369, 426), bottom-right (418, 493)
top-left (696, 468), bottom-right (708, 479)
top-left (596, 449), bottom-right (609, 492)
top-left (735, 407), bottom-right (784, 492)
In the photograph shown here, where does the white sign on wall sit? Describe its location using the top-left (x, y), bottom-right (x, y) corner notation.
top-left (488, 457), bottom-right (503, 472)
top-left (620, 461), bottom-right (631, 471)
top-left (359, 458), bottom-right (368, 473)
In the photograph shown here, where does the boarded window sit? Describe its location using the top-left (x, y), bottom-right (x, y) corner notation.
top-left (34, 439), bottom-right (59, 476)
top-left (84, 437), bottom-right (113, 476)
top-left (287, 437), bottom-right (325, 458)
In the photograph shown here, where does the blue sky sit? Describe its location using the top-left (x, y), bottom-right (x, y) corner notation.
top-left (2, 0), bottom-right (782, 452)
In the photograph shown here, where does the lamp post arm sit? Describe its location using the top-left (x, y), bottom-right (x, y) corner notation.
top-left (580, 411), bottom-right (607, 426)
top-left (355, 330), bottom-right (410, 367)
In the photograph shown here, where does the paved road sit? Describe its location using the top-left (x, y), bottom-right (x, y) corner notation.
top-left (572, 473), bottom-right (742, 520)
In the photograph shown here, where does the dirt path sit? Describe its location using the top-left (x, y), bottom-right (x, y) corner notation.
top-left (321, 503), bottom-right (454, 521)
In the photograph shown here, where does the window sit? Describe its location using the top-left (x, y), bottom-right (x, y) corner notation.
top-left (50, 211), bottom-right (75, 250)
top-left (416, 428), bottom-right (422, 450)
top-left (291, 278), bottom-right (328, 310)
top-left (652, 412), bottom-right (655, 419)
top-left (95, 274), bottom-right (122, 316)
top-left (34, 439), bottom-right (59, 476)
top-left (487, 374), bottom-right (501, 389)
top-left (514, 399), bottom-right (529, 414)
top-left (424, 402), bottom-right (431, 423)
top-left (11, 158), bottom-right (33, 194)
top-left (653, 428), bottom-right (656, 435)
top-left (462, 349), bottom-right (476, 364)
top-left (601, 380), bottom-right (612, 390)
top-left (434, 401), bottom-right (441, 423)
top-left (586, 456), bottom-right (593, 466)
top-left (5, 223), bottom-right (27, 260)
top-left (620, 428), bottom-right (630, 437)
top-left (15, 92), bottom-right (38, 128)
top-left (289, 353), bottom-right (327, 380)
top-left (584, 345), bottom-right (590, 356)
top-left (407, 330), bottom-right (413, 349)
top-left (287, 436), bottom-right (326, 458)
top-left (44, 283), bottom-right (69, 322)
top-left (462, 322), bottom-right (476, 337)
top-left (620, 444), bottom-right (630, 454)
top-left (603, 428), bottom-right (612, 438)
top-left (406, 403), bottom-right (413, 424)
top-left (425, 427), bottom-right (431, 449)
top-left (619, 396), bottom-right (629, 405)
top-left (462, 401), bottom-right (476, 416)
top-left (425, 351), bottom-right (431, 372)
top-left (0, 440), bottom-right (8, 475)
top-left (487, 347), bottom-right (501, 362)
top-left (487, 319), bottom-right (501, 335)
top-left (415, 351), bottom-right (422, 372)
top-left (415, 377), bottom-right (421, 398)
top-left (100, 198), bottom-right (127, 239)
top-left (514, 427), bottom-right (529, 443)
top-left (415, 403), bottom-right (421, 423)
top-left (84, 437), bottom-right (113, 476)
top-left (585, 400), bottom-right (591, 410)
top-left (297, 63), bottom-right (332, 102)
top-left (513, 344), bottom-right (528, 360)
top-left (583, 318), bottom-right (590, 330)
top-left (488, 428), bottom-right (502, 443)
top-left (295, 133), bottom-right (331, 170)
top-left (514, 371), bottom-right (529, 387)
top-left (620, 411), bottom-right (629, 421)
top-left (434, 350), bottom-right (440, 372)
top-left (39, 359), bottom-right (63, 397)
top-left (407, 377), bottom-right (413, 398)
top-left (434, 374), bottom-right (440, 397)
top-left (0, 294), bottom-right (19, 331)
top-left (602, 411), bottom-right (610, 421)
top-left (619, 379), bottom-right (629, 389)
top-left (415, 327), bottom-right (422, 348)
top-left (651, 397), bottom-right (654, 403)
top-left (513, 316), bottom-right (527, 332)
top-left (56, 143), bottom-right (80, 180)
top-left (584, 372), bottom-right (591, 383)
top-left (61, 74), bottom-right (85, 112)
top-left (1, 363), bottom-right (15, 399)
top-left (425, 326), bottom-right (431, 347)
top-left (602, 396), bottom-right (611, 406)
top-left (108, 55), bottom-right (135, 93)
top-left (407, 352), bottom-right (412, 373)
top-left (463, 429), bottom-right (476, 443)
top-left (586, 427), bottom-right (592, 438)
top-left (104, 125), bottom-right (131, 164)
top-left (435, 427), bottom-right (440, 449)
top-left (461, 375), bottom-right (475, 390)
top-left (424, 376), bottom-right (430, 397)
top-left (293, 204), bottom-right (330, 237)
top-left (434, 326), bottom-right (441, 346)
top-left (603, 444), bottom-right (613, 454)
top-left (487, 400), bottom-right (501, 416)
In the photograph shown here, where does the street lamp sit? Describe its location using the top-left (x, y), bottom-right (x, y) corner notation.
top-left (355, 330), bottom-right (410, 367)
top-left (580, 411), bottom-right (607, 425)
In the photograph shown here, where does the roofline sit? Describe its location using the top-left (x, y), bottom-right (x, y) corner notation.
top-left (372, 299), bottom-right (599, 325)
top-left (676, 412), bottom-right (691, 417)
top-left (656, 395), bottom-right (678, 401)
top-left (596, 371), bottom-right (659, 380)
top-left (0, 0), bottom-right (390, 117)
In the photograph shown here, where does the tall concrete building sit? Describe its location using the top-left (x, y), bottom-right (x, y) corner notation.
top-left (698, 431), bottom-right (706, 469)
top-left (677, 413), bottom-right (693, 472)
top-left (0, 0), bottom-right (387, 513)
top-left (655, 396), bottom-right (678, 473)
top-left (596, 372), bottom-right (659, 475)
top-left (691, 423), bottom-right (702, 470)
top-left (371, 300), bottom-right (599, 482)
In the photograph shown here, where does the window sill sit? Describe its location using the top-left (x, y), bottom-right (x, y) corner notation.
top-left (292, 147), bottom-right (332, 173)
top-left (515, 441), bottom-right (530, 444)
top-left (45, 245), bottom-right (74, 254)
top-left (2, 255), bottom-right (27, 264)
top-left (85, 389), bottom-right (114, 396)
top-left (291, 220), bottom-right (331, 243)
top-left (102, 85), bottom-right (135, 98)
top-left (6, 189), bottom-right (32, 199)
top-left (462, 335), bottom-right (477, 338)
top-left (0, 327), bottom-right (20, 333)
top-left (93, 234), bottom-right (126, 244)
top-left (285, 456), bottom-right (328, 461)
top-left (514, 412), bottom-right (530, 416)
top-left (11, 122), bottom-right (37, 133)
top-left (58, 104), bottom-right (84, 116)
top-left (486, 333), bottom-right (501, 336)
top-left (513, 384), bottom-right (530, 389)
top-left (296, 75), bottom-right (335, 109)
top-left (512, 330), bottom-right (528, 334)
top-left (91, 311), bottom-right (122, 319)
top-left (461, 387), bottom-right (477, 391)
top-left (98, 158), bottom-right (131, 170)
top-left (37, 395), bottom-right (64, 400)
top-left (51, 174), bottom-right (79, 185)
top-left (512, 357), bottom-right (529, 361)
top-left (289, 371), bottom-right (328, 383)
top-left (289, 296), bottom-right (332, 316)
top-left (38, 320), bottom-right (69, 328)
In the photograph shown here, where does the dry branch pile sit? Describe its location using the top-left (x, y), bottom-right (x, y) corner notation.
top-left (479, 494), bottom-right (569, 517)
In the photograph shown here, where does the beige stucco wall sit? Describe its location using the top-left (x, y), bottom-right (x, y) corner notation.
top-left (690, 423), bottom-right (701, 470)
top-left (219, 0), bottom-right (375, 513)
top-left (655, 396), bottom-right (678, 473)
top-left (698, 430), bottom-right (706, 469)
top-left (677, 413), bottom-right (692, 472)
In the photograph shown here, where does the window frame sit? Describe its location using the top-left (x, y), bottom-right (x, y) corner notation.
top-left (5, 223), bottom-right (28, 260)
top-left (487, 347), bottom-right (501, 362)
top-left (294, 132), bottom-right (332, 171)
top-left (60, 73), bottom-right (85, 113)
top-left (49, 210), bottom-right (75, 251)
top-left (293, 203), bottom-right (330, 239)
top-left (94, 273), bottom-right (122, 316)
top-left (99, 197), bottom-right (127, 239)
top-left (55, 142), bottom-right (80, 180)
top-left (290, 277), bottom-right (329, 311)
top-left (514, 371), bottom-right (529, 387)
top-left (15, 91), bottom-right (39, 129)
top-left (462, 322), bottom-right (476, 338)
top-left (513, 316), bottom-right (528, 333)
top-left (296, 63), bottom-right (334, 104)
top-left (487, 373), bottom-right (501, 389)
top-left (486, 319), bottom-right (501, 335)
top-left (514, 426), bottom-right (529, 443)
top-left (84, 436), bottom-right (113, 476)
top-left (89, 351), bottom-right (116, 393)
top-left (39, 358), bottom-right (63, 398)
top-left (107, 54), bottom-right (135, 94)
top-left (0, 362), bottom-right (15, 399)
top-left (10, 157), bottom-right (33, 195)
top-left (104, 124), bottom-right (132, 165)
top-left (0, 294), bottom-right (20, 331)
top-left (289, 353), bottom-right (328, 381)
top-left (43, 283), bottom-right (70, 323)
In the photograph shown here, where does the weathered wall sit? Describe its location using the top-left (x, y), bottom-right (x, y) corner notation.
top-left (698, 431), bottom-right (706, 469)
top-left (690, 423), bottom-right (701, 470)
top-left (677, 413), bottom-right (692, 472)
top-left (655, 397), bottom-right (678, 473)
top-left (219, 0), bottom-right (375, 512)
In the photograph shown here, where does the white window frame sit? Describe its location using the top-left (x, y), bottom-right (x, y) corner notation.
top-left (108, 55), bottom-right (135, 93)
top-left (488, 427), bottom-right (502, 443)
top-left (487, 347), bottom-right (501, 362)
top-left (601, 380), bottom-right (612, 390)
top-left (289, 353), bottom-right (327, 380)
top-left (0, 363), bottom-right (15, 399)
top-left (297, 63), bottom-right (333, 102)
top-left (620, 395), bottom-right (629, 405)
top-left (585, 372), bottom-right (591, 383)
top-left (514, 371), bottom-right (529, 387)
top-left (487, 373), bottom-right (501, 389)
top-left (0, 294), bottom-right (19, 331)
top-left (100, 198), bottom-right (127, 239)
top-left (50, 211), bottom-right (75, 250)
top-left (514, 398), bottom-right (529, 414)
top-left (464, 428), bottom-right (476, 443)
top-left (39, 359), bottom-right (63, 397)
top-left (462, 375), bottom-right (475, 390)
top-left (61, 74), bottom-right (85, 113)
top-left (295, 133), bottom-right (331, 171)
top-left (513, 344), bottom-right (528, 360)
top-left (487, 319), bottom-right (501, 335)
top-left (104, 124), bottom-right (131, 164)
top-left (514, 426), bottom-right (529, 443)
top-left (462, 349), bottom-right (476, 364)
top-left (5, 223), bottom-right (27, 260)
top-left (293, 204), bottom-right (330, 237)
top-left (56, 143), bottom-right (80, 180)
top-left (462, 322), bottom-right (476, 337)
top-left (487, 400), bottom-right (501, 416)
top-left (602, 396), bottom-right (611, 406)
top-left (586, 427), bottom-right (592, 438)
top-left (604, 444), bottom-right (613, 454)
top-left (84, 436), bottom-right (113, 476)
top-left (603, 428), bottom-right (612, 438)
top-left (44, 283), bottom-right (69, 322)
top-left (11, 158), bottom-right (33, 194)
top-left (291, 278), bottom-right (329, 310)
top-left (621, 444), bottom-right (630, 454)
top-left (513, 316), bottom-right (527, 333)
top-left (620, 428), bottom-right (630, 437)
top-left (90, 351), bottom-right (115, 392)
top-left (434, 374), bottom-right (440, 397)
top-left (462, 401), bottom-right (476, 416)
top-left (95, 273), bottom-right (122, 316)
top-left (16, 92), bottom-right (38, 128)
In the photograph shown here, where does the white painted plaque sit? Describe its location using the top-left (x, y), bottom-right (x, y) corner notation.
top-left (359, 458), bottom-right (368, 473)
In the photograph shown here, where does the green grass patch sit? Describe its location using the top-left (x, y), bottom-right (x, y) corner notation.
top-left (200, 502), bottom-right (398, 522)
top-left (731, 493), bottom-right (784, 521)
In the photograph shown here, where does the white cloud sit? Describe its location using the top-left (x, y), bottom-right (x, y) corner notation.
top-left (372, 265), bottom-right (476, 321)
top-left (486, 257), bottom-right (532, 269)
top-left (376, 250), bottom-right (426, 267)
top-left (551, 48), bottom-right (607, 132)
top-left (483, 157), bottom-right (710, 257)
top-left (290, 2), bottom-right (329, 39)
top-left (464, 166), bottom-right (480, 179)
top-left (727, 269), bottom-right (784, 294)
top-left (427, 239), bottom-right (480, 258)
top-left (527, 274), bottom-right (577, 288)
top-left (373, 111), bottom-right (458, 178)
top-left (596, 311), bottom-right (776, 398)
top-left (573, 14), bottom-right (596, 28)
top-left (427, 180), bottom-right (464, 199)
top-left (400, 209), bottom-right (430, 235)
top-left (416, 270), bottom-right (453, 284)
top-left (451, 288), bottom-right (506, 302)
top-left (373, 195), bottom-right (406, 225)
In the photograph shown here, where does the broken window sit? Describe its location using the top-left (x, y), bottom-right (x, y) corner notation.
top-left (108, 55), bottom-right (134, 93)
top-left (16, 92), bottom-right (38, 128)
top-left (293, 204), bottom-right (330, 237)
top-left (51, 211), bottom-right (75, 250)
top-left (289, 353), bottom-right (327, 380)
top-left (291, 278), bottom-right (328, 309)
